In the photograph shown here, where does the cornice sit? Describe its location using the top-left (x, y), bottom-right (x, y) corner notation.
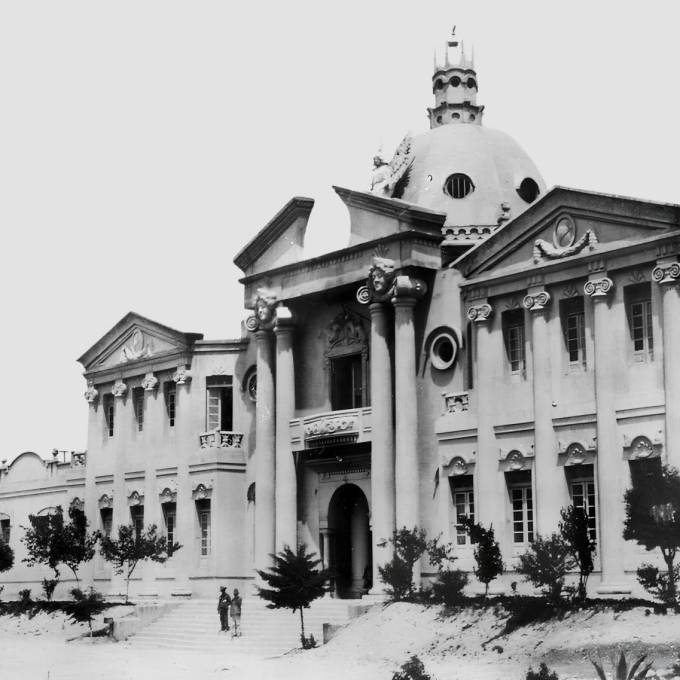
top-left (83, 349), bottom-right (193, 383)
top-left (193, 339), bottom-right (249, 353)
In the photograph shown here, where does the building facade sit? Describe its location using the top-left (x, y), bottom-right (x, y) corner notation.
top-left (1, 35), bottom-right (678, 599)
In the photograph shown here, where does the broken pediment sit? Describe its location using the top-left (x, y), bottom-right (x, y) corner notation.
top-left (78, 312), bottom-right (203, 373)
top-left (455, 187), bottom-right (680, 280)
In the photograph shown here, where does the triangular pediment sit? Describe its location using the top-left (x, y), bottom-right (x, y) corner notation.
top-left (78, 312), bottom-right (203, 372)
top-left (455, 187), bottom-right (680, 280)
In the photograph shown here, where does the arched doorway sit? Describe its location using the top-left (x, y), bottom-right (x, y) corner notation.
top-left (327, 484), bottom-right (371, 598)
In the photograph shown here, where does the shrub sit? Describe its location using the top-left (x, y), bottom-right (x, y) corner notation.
top-left (379, 527), bottom-right (429, 601)
top-left (459, 517), bottom-right (503, 596)
top-left (526, 662), bottom-right (559, 680)
top-left (516, 533), bottom-right (575, 604)
top-left (392, 655), bottom-right (432, 680)
top-left (0, 539), bottom-right (14, 573)
top-left (590, 651), bottom-right (653, 680)
top-left (431, 568), bottom-right (468, 606)
top-left (300, 633), bottom-right (316, 649)
top-left (636, 563), bottom-right (680, 605)
top-left (559, 505), bottom-right (595, 601)
top-left (69, 587), bottom-right (106, 636)
top-left (19, 588), bottom-right (32, 605)
top-left (42, 578), bottom-right (58, 601)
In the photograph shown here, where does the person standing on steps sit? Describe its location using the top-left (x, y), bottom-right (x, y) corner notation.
top-left (217, 586), bottom-right (231, 632)
top-left (231, 588), bottom-right (242, 637)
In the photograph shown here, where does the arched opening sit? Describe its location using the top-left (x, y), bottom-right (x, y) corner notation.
top-left (327, 484), bottom-right (371, 599)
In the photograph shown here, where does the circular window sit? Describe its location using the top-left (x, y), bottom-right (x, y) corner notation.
top-left (436, 115), bottom-right (443, 124)
top-left (469, 114), bottom-right (476, 122)
top-left (443, 173), bottom-right (475, 199)
top-left (430, 332), bottom-right (457, 370)
top-left (517, 177), bottom-right (540, 203)
top-left (466, 77), bottom-right (477, 89)
top-left (243, 367), bottom-right (257, 402)
top-left (434, 79), bottom-right (444, 91)
top-left (452, 112), bottom-right (461, 120)
top-left (450, 76), bottom-right (461, 87)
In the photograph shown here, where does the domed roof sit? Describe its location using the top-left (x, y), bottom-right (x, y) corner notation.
top-left (397, 124), bottom-right (546, 228)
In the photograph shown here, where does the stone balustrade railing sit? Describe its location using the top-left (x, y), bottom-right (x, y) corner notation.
top-left (199, 430), bottom-right (244, 449)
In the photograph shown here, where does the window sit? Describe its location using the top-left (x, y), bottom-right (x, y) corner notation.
top-left (197, 499), bottom-right (211, 556)
top-left (516, 178), bottom-right (540, 203)
top-left (103, 394), bottom-right (115, 437)
top-left (571, 478), bottom-right (597, 543)
top-left (430, 331), bottom-right (457, 371)
top-left (330, 354), bottom-right (365, 410)
top-left (443, 173), bottom-right (474, 199)
top-left (133, 387), bottom-right (145, 432)
top-left (163, 503), bottom-right (176, 547)
top-left (625, 283), bottom-right (653, 361)
top-left (502, 309), bottom-right (525, 374)
top-left (1, 518), bottom-right (10, 544)
top-left (560, 297), bottom-right (586, 368)
top-left (100, 508), bottom-right (113, 538)
top-left (130, 506), bottom-right (144, 539)
top-left (449, 476), bottom-right (474, 546)
top-left (508, 472), bottom-right (533, 544)
top-left (164, 382), bottom-right (176, 427)
top-left (206, 375), bottom-right (233, 431)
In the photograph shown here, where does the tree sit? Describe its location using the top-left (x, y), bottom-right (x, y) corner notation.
top-left (256, 544), bottom-right (330, 648)
top-left (516, 533), bottom-right (575, 604)
top-left (460, 517), bottom-right (503, 596)
top-left (559, 505), bottom-right (595, 601)
top-left (0, 539), bottom-right (14, 573)
top-left (378, 527), bottom-right (429, 601)
top-left (623, 464), bottom-right (680, 605)
top-left (99, 524), bottom-right (180, 603)
top-left (22, 505), bottom-right (98, 586)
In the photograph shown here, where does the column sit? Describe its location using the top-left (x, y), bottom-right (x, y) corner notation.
top-left (275, 309), bottom-right (297, 552)
top-left (368, 302), bottom-right (395, 594)
top-left (523, 290), bottom-right (562, 534)
top-left (652, 261), bottom-right (680, 468)
top-left (584, 276), bottom-right (630, 593)
top-left (82, 383), bottom-right (100, 590)
top-left (254, 329), bottom-right (276, 572)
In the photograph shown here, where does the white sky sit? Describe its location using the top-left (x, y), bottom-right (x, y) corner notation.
top-left (1, 1), bottom-right (679, 460)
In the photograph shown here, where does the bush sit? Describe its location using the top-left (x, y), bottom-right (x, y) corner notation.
top-left (42, 578), bottom-right (58, 601)
top-left (0, 539), bottom-right (14, 573)
top-left (379, 527), bottom-right (429, 601)
top-left (526, 662), bottom-right (559, 680)
top-left (69, 587), bottom-right (106, 635)
top-left (300, 633), bottom-right (316, 649)
top-left (459, 517), bottom-right (503, 596)
top-left (560, 505), bottom-right (595, 601)
top-left (431, 569), bottom-right (468, 606)
top-left (392, 655), bottom-right (432, 680)
top-left (636, 563), bottom-right (680, 605)
top-left (19, 588), bottom-right (32, 605)
top-left (516, 533), bottom-right (575, 604)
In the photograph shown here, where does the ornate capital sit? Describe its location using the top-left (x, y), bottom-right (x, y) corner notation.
top-left (652, 262), bottom-right (680, 286)
top-left (246, 288), bottom-right (279, 332)
top-left (111, 379), bottom-right (128, 398)
top-left (273, 305), bottom-right (294, 332)
top-left (584, 276), bottom-right (614, 298)
top-left (357, 256), bottom-right (397, 304)
top-left (141, 373), bottom-right (159, 391)
top-left (84, 382), bottom-right (99, 404)
top-left (173, 367), bottom-right (192, 385)
top-left (466, 302), bottom-right (493, 323)
top-left (523, 290), bottom-right (551, 312)
top-left (391, 275), bottom-right (427, 303)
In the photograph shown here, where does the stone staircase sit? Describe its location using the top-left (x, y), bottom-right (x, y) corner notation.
top-left (125, 597), bottom-right (365, 656)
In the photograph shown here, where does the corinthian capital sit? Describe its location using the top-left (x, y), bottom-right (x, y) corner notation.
top-left (584, 277), bottom-right (614, 298)
top-left (523, 290), bottom-right (551, 312)
top-left (357, 255), bottom-right (397, 304)
top-left (111, 379), bottom-right (127, 398)
top-left (467, 303), bottom-right (493, 323)
top-left (391, 275), bottom-right (427, 302)
top-left (84, 382), bottom-right (99, 404)
top-left (652, 262), bottom-right (680, 286)
top-left (245, 288), bottom-right (279, 332)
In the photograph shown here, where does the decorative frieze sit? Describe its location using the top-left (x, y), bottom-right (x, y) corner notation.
top-left (84, 382), bottom-right (99, 404)
top-left (305, 417), bottom-right (357, 439)
top-left (557, 440), bottom-right (597, 466)
top-left (523, 291), bottom-right (551, 312)
top-left (622, 433), bottom-right (663, 460)
top-left (173, 367), bottom-right (192, 385)
top-left (141, 373), bottom-right (159, 391)
top-left (98, 493), bottom-right (113, 510)
top-left (111, 379), bottom-right (128, 398)
top-left (441, 452), bottom-right (476, 476)
top-left (127, 490), bottom-right (144, 506)
top-left (192, 481), bottom-right (213, 501)
top-left (158, 481), bottom-right (178, 504)
top-left (199, 429), bottom-right (244, 449)
top-left (443, 391), bottom-right (469, 414)
top-left (466, 303), bottom-right (493, 323)
top-left (322, 310), bottom-right (367, 365)
top-left (120, 329), bottom-right (154, 363)
top-left (652, 262), bottom-right (680, 286)
top-left (584, 277), bottom-right (614, 298)
top-left (532, 214), bottom-right (598, 263)
top-left (499, 447), bottom-right (534, 471)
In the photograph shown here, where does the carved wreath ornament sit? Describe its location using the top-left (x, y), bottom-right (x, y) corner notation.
top-left (532, 215), bottom-right (598, 264)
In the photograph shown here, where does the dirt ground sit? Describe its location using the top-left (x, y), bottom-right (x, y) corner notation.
top-left (1, 602), bottom-right (679, 680)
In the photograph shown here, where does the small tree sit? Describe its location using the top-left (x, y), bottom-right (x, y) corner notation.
top-left (22, 505), bottom-right (98, 586)
top-left (559, 505), bottom-right (595, 601)
top-left (623, 464), bottom-right (680, 605)
top-left (99, 524), bottom-right (180, 603)
top-left (516, 533), bottom-right (575, 605)
top-left (378, 527), bottom-right (429, 601)
top-left (426, 535), bottom-right (468, 606)
top-left (256, 544), bottom-right (329, 648)
top-left (460, 517), bottom-right (503, 596)
top-left (70, 587), bottom-right (106, 637)
top-left (0, 539), bottom-right (14, 573)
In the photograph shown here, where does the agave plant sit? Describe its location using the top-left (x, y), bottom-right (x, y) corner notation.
top-left (590, 651), bottom-right (654, 680)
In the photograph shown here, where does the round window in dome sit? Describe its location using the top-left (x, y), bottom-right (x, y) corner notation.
top-left (450, 76), bottom-right (461, 87)
top-left (452, 112), bottom-right (461, 120)
top-left (444, 174), bottom-right (475, 199)
top-left (430, 332), bottom-right (457, 370)
top-left (517, 177), bottom-right (540, 203)
top-left (466, 77), bottom-right (477, 89)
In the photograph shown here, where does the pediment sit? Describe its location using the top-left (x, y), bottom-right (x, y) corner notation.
top-left (455, 187), bottom-right (680, 280)
top-left (78, 312), bottom-right (203, 372)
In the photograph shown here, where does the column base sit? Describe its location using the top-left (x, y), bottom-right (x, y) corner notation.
top-left (363, 588), bottom-right (390, 603)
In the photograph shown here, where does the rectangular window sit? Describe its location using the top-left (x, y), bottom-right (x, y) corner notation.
top-left (502, 309), bottom-right (525, 374)
top-left (571, 479), bottom-right (597, 543)
top-left (133, 387), bottom-right (145, 432)
top-left (560, 297), bottom-right (586, 367)
top-left (507, 471), bottom-right (533, 544)
top-left (625, 283), bottom-right (653, 361)
top-left (130, 506), bottom-right (144, 539)
top-left (449, 475), bottom-right (474, 546)
top-left (197, 500), bottom-right (211, 556)
top-left (1, 518), bottom-right (10, 544)
top-left (164, 382), bottom-right (176, 427)
top-left (100, 508), bottom-right (113, 538)
top-left (206, 376), bottom-right (234, 431)
top-left (330, 354), bottom-right (364, 410)
top-left (163, 503), bottom-right (176, 546)
top-left (103, 394), bottom-right (115, 437)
